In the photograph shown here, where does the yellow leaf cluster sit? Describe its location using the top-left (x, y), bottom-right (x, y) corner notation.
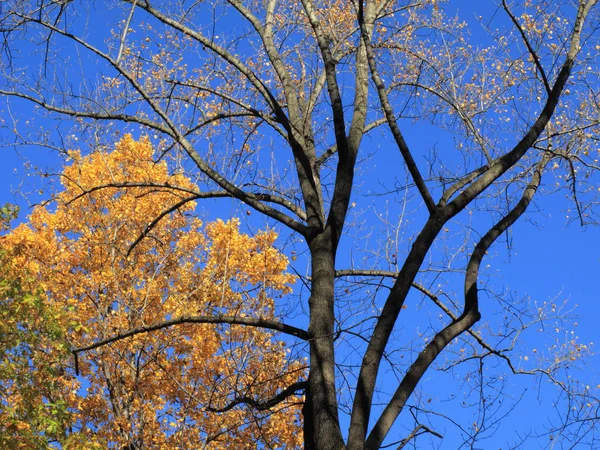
top-left (2, 136), bottom-right (303, 449)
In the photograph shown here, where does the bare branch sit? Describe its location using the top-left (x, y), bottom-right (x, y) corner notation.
top-left (316, 118), bottom-right (387, 167)
top-left (127, 0), bottom-right (287, 124)
top-left (164, 79), bottom-right (287, 139)
top-left (565, 155), bottom-right (586, 226)
top-left (357, 0), bottom-right (437, 214)
top-left (126, 195), bottom-right (197, 256)
top-left (8, 12), bottom-right (307, 233)
top-left (395, 424), bottom-right (443, 450)
top-left (0, 89), bottom-right (171, 133)
top-left (63, 181), bottom-right (202, 205)
top-left (72, 314), bottom-right (309, 373)
top-left (116, 0), bottom-right (137, 64)
top-left (439, 164), bottom-right (490, 206)
top-left (226, 0), bottom-right (305, 126)
top-left (299, 0), bottom-right (348, 154)
top-left (63, 181), bottom-right (307, 222)
top-left (335, 270), bottom-right (501, 356)
top-left (502, 0), bottom-right (552, 96)
top-left (206, 380), bottom-right (307, 413)
top-left (365, 153), bottom-right (552, 449)
top-left (444, 0), bottom-right (595, 216)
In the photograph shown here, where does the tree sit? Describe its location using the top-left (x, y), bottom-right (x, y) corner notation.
top-left (2, 136), bottom-right (303, 448)
top-left (1, 0), bottom-right (600, 448)
top-left (0, 204), bottom-right (74, 450)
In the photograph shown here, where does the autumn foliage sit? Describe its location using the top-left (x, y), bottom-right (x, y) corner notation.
top-left (0, 136), bottom-right (302, 448)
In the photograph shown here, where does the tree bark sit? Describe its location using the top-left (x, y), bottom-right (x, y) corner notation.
top-left (304, 227), bottom-right (345, 450)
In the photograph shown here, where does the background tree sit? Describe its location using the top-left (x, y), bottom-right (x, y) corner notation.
top-left (1, 0), bottom-right (600, 448)
top-left (2, 136), bottom-right (303, 448)
top-left (0, 203), bottom-right (75, 450)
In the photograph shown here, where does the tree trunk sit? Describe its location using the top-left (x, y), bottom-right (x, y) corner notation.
top-left (304, 227), bottom-right (345, 450)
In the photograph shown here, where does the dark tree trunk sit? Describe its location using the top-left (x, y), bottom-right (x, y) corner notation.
top-left (304, 227), bottom-right (345, 450)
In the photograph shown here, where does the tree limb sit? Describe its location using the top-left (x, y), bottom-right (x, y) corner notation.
top-left (64, 181), bottom-right (307, 222)
top-left (72, 314), bottom-right (309, 375)
top-left (357, 0), bottom-right (436, 214)
top-left (207, 380), bottom-right (307, 413)
top-left (126, 195), bottom-right (197, 256)
top-left (0, 89), bottom-right (171, 133)
top-left (444, 0), bottom-right (595, 217)
top-left (365, 153), bottom-right (551, 449)
top-left (335, 269), bottom-right (504, 355)
top-left (502, 0), bottom-right (552, 96)
top-left (395, 424), bottom-right (443, 450)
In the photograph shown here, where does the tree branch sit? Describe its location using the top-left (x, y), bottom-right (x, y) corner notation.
top-left (502, 0), bottom-right (552, 96)
top-left (12, 13), bottom-right (304, 233)
top-left (0, 89), bottom-right (171, 133)
top-left (226, 0), bottom-right (305, 127)
top-left (64, 181), bottom-right (307, 222)
top-left (365, 153), bottom-right (552, 449)
top-left (206, 380), bottom-right (307, 413)
top-left (164, 79), bottom-right (287, 139)
top-left (63, 180), bottom-right (202, 205)
top-left (395, 424), bottom-right (443, 450)
top-left (439, 164), bottom-right (490, 206)
top-left (357, 0), bottom-right (436, 214)
top-left (316, 118), bottom-right (387, 167)
top-left (335, 269), bottom-right (503, 356)
top-left (72, 314), bottom-right (309, 375)
top-left (126, 195), bottom-right (198, 256)
top-left (126, 0), bottom-right (287, 125)
top-left (444, 0), bottom-right (595, 216)
top-left (116, 0), bottom-right (137, 64)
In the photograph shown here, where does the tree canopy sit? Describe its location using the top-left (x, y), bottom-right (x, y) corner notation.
top-left (1, 136), bottom-right (303, 448)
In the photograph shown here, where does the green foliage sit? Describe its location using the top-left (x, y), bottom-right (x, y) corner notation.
top-left (0, 227), bottom-right (73, 448)
top-left (0, 204), bottom-right (18, 232)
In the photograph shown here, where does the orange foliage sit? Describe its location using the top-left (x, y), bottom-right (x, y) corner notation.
top-left (2, 135), bottom-right (303, 448)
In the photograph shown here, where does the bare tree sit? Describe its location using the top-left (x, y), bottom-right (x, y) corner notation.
top-left (1, 0), bottom-right (600, 448)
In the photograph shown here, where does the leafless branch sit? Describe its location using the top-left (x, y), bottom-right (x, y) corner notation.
top-left (73, 314), bottom-right (309, 375)
top-left (394, 424), bottom-right (443, 449)
top-left (206, 380), bottom-right (307, 413)
top-left (502, 0), bottom-right (552, 96)
top-left (357, 0), bottom-right (436, 214)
